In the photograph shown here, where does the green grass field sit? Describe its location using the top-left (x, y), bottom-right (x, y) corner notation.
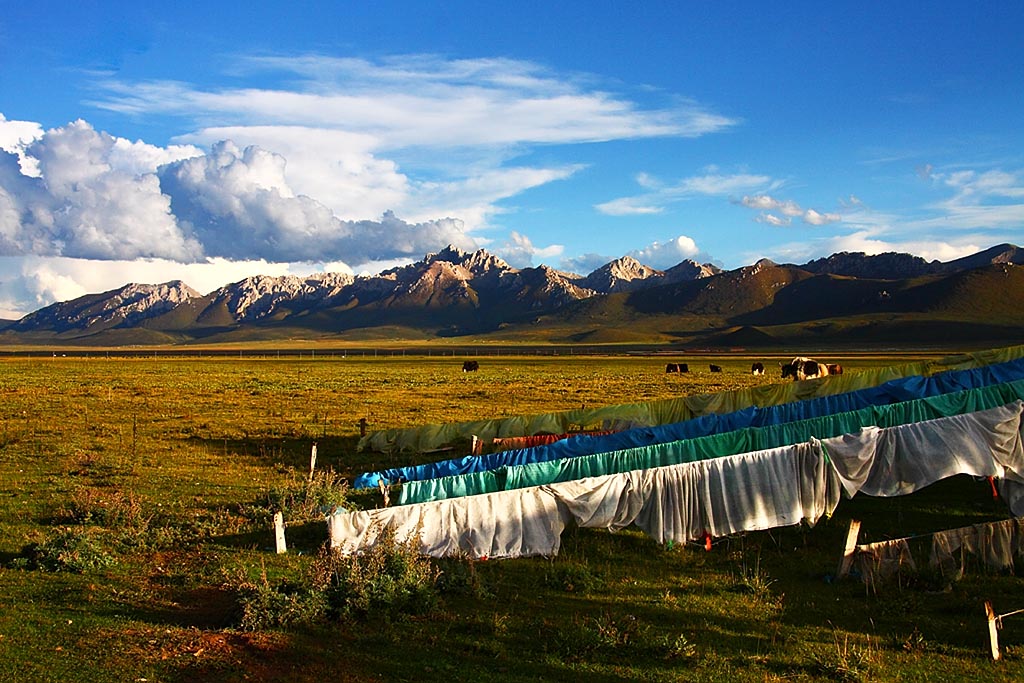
top-left (0, 351), bottom-right (1021, 681)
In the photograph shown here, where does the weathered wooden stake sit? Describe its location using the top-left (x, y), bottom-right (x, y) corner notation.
top-left (359, 417), bottom-right (368, 437)
top-left (471, 435), bottom-right (481, 455)
top-left (836, 519), bottom-right (862, 579)
top-left (309, 443), bottom-right (318, 481)
top-left (273, 512), bottom-right (287, 554)
top-left (986, 601), bottom-right (1001, 661)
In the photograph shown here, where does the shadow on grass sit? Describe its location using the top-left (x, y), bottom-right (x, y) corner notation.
top-left (184, 434), bottom-right (364, 470)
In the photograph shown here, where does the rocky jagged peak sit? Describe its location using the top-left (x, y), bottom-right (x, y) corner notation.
top-left (12, 280), bottom-right (201, 331)
top-left (583, 256), bottom-right (662, 293)
top-left (663, 259), bottom-right (721, 283)
top-left (102, 281), bottom-right (200, 322)
top-left (305, 271), bottom-right (356, 289)
top-left (801, 251), bottom-right (936, 279)
top-left (428, 244), bottom-right (469, 262)
top-left (428, 245), bottom-right (511, 277)
top-left (215, 272), bottom-right (355, 321)
top-left (727, 258), bottom-right (776, 279)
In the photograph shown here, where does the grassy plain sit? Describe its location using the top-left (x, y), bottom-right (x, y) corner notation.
top-left (0, 350), bottom-right (1021, 681)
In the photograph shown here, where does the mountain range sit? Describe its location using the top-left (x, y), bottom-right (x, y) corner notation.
top-left (3, 243), bottom-right (1024, 347)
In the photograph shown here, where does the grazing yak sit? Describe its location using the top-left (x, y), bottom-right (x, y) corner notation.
top-left (780, 357), bottom-right (830, 381)
top-left (462, 360), bottom-right (479, 372)
top-left (751, 362), bottom-right (765, 375)
top-left (665, 363), bottom-right (689, 373)
top-left (709, 364), bottom-right (723, 373)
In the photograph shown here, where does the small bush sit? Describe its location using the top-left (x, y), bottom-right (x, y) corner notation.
top-left (734, 553), bottom-right (778, 602)
top-left (549, 612), bottom-right (650, 661)
top-left (247, 467), bottom-right (350, 524)
top-left (549, 615), bottom-right (613, 660)
top-left (436, 554), bottom-right (490, 598)
top-left (311, 525), bottom-right (439, 620)
top-left (660, 632), bottom-right (698, 660)
top-left (19, 527), bottom-right (116, 573)
top-left (234, 568), bottom-right (327, 631)
top-left (544, 559), bottom-right (603, 593)
top-left (60, 487), bottom-right (148, 530)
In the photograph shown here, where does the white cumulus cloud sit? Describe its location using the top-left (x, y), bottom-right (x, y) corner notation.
top-left (561, 234), bottom-right (707, 273)
top-left (496, 231), bottom-right (564, 269)
top-left (740, 194), bottom-right (842, 227)
top-left (628, 235), bottom-right (701, 269)
top-left (803, 209), bottom-right (841, 225)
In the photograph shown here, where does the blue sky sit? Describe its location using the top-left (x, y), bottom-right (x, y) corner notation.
top-left (0, 1), bottom-right (1022, 317)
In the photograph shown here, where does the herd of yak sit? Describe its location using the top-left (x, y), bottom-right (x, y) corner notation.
top-left (665, 357), bottom-right (840, 379)
top-left (462, 357), bottom-right (840, 381)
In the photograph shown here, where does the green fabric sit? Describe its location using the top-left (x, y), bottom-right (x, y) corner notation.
top-left (400, 377), bottom-right (1024, 504)
top-left (361, 345), bottom-right (1024, 455)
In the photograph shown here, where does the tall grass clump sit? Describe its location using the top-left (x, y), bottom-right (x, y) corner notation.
top-left (808, 631), bottom-right (878, 682)
top-left (246, 466), bottom-right (351, 523)
top-left (59, 486), bottom-right (148, 530)
top-left (311, 524), bottom-right (440, 621)
top-left (233, 563), bottom-right (328, 631)
top-left (232, 525), bottom-right (440, 630)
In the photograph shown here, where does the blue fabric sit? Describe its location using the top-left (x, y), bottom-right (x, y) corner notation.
top-left (352, 355), bottom-right (1024, 489)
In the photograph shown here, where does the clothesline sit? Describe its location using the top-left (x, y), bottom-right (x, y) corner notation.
top-left (329, 401), bottom-right (1024, 560)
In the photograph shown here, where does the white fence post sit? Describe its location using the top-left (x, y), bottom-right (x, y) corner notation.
top-left (273, 512), bottom-right (287, 554)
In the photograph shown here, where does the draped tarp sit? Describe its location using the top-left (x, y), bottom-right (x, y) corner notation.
top-left (823, 401), bottom-right (1024, 497)
top-left (328, 402), bottom-right (1024, 559)
top-left (327, 484), bottom-right (572, 560)
top-left (550, 441), bottom-right (839, 544)
top-left (399, 379), bottom-right (1024, 505)
top-left (855, 518), bottom-right (1024, 586)
top-left (356, 345), bottom-right (1024, 455)
top-left (354, 355), bottom-right (1024, 489)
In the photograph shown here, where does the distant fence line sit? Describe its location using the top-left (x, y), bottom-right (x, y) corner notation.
top-left (0, 346), bottom-right (669, 360)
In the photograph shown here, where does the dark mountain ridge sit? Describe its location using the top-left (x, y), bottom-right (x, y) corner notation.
top-left (4, 243), bottom-right (1024, 347)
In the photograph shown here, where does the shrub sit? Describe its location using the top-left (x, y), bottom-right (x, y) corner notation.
top-left (247, 467), bottom-right (351, 524)
top-left (19, 527), bottom-right (116, 573)
top-left (734, 552), bottom-right (778, 600)
top-left (234, 566), bottom-right (327, 631)
top-left (60, 486), bottom-right (148, 530)
top-left (544, 558), bottom-right (603, 593)
top-left (436, 553), bottom-right (490, 598)
top-left (311, 525), bottom-right (439, 620)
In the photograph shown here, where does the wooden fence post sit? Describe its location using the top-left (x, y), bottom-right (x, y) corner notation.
top-left (836, 519), bottom-right (862, 579)
top-left (309, 443), bottom-right (318, 481)
top-left (986, 601), bottom-right (1001, 661)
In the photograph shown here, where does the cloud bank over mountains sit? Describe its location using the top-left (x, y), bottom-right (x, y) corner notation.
top-left (0, 119), bottom-right (475, 265)
top-left (0, 117), bottom-right (485, 316)
top-left (0, 56), bottom-right (741, 318)
top-left (0, 51), bottom-right (1019, 319)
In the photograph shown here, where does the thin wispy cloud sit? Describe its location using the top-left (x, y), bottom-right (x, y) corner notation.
top-left (91, 55), bottom-right (736, 148)
top-left (88, 54), bottom-right (736, 234)
top-left (908, 168), bottom-right (1024, 230)
top-left (596, 171), bottom-right (773, 216)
